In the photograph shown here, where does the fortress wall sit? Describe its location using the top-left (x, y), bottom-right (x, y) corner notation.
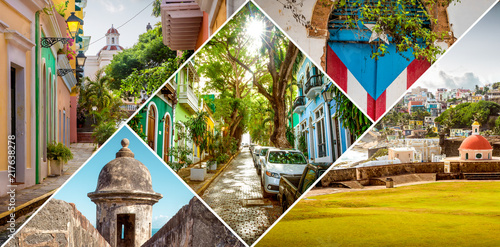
top-left (5, 199), bottom-right (110, 247)
top-left (322, 161), bottom-right (500, 186)
top-left (321, 168), bottom-right (357, 186)
top-left (142, 197), bottom-right (244, 247)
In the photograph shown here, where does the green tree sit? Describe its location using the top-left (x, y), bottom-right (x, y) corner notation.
top-left (106, 24), bottom-right (178, 91)
top-left (436, 101), bottom-right (500, 128)
top-left (334, 0), bottom-right (460, 62)
top-left (184, 111), bottom-right (209, 158)
top-left (213, 3), bottom-right (300, 148)
top-left (411, 110), bottom-right (431, 120)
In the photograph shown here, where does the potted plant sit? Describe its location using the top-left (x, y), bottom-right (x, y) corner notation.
top-left (47, 142), bottom-right (73, 176)
top-left (207, 159), bottom-right (217, 171)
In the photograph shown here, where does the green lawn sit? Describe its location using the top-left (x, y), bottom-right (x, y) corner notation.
top-left (257, 182), bottom-right (500, 246)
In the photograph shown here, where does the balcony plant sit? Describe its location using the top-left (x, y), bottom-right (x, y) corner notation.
top-left (47, 142), bottom-right (73, 176)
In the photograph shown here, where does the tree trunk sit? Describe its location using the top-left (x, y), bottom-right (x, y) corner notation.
top-left (271, 99), bottom-right (292, 148)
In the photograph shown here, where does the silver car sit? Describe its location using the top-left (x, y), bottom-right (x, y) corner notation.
top-left (252, 146), bottom-right (261, 165)
top-left (260, 149), bottom-right (307, 198)
top-left (256, 146), bottom-right (274, 174)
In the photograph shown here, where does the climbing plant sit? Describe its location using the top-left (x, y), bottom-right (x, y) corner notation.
top-left (333, 0), bottom-right (460, 62)
top-left (329, 86), bottom-right (372, 138)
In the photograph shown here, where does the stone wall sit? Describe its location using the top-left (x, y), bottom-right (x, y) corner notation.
top-left (142, 197), bottom-right (244, 247)
top-left (321, 161), bottom-right (500, 185)
top-left (321, 168), bottom-right (357, 186)
top-left (5, 199), bottom-right (110, 247)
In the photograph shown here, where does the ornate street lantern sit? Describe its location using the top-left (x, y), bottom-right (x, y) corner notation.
top-left (66, 12), bottom-right (83, 38)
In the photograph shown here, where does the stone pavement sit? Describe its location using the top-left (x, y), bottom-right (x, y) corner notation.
top-left (202, 149), bottom-right (282, 246)
top-left (0, 143), bottom-right (95, 243)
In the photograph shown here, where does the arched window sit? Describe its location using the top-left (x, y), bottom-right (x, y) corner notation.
top-left (465, 153), bottom-right (469, 160)
top-left (112, 37), bottom-right (115, 44)
top-left (147, 105), bottom-right (157, 150)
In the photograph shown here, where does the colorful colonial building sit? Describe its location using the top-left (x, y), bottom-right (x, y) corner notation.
top-left (0, 0), bottom-right (87, 197)
top-left (293, 57), bottom-right (352, 163)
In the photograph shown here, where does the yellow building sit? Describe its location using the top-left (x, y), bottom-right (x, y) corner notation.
top-left (1, 0), bottom-right (38, 196)
top-left (0, 0), bottom-right (85, 197)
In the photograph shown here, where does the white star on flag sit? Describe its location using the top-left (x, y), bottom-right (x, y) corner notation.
top-left (364, 23), bottom-right (390, 44)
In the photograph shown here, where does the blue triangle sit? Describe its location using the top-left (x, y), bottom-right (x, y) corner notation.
top-left (328, 42), bottom-right (415, 100)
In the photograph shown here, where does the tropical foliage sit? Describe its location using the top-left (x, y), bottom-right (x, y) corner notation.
top-left (435, 101), bottom-right (500, 128)
top-left (329, 86), bottom-right (372, 138)
top-left (334, 0), bottom-right (460, 62)
top-left (78, 69), bottom-right (127, 146)
top-left (47, 142), bottom-right (73, 162)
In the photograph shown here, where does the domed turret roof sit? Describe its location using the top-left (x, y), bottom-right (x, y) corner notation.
top-left (93, 139), bottom-right (155, 194)
top-left (106, 25), bottom-right (119, 35)
top-left (459, 135), bottom-right (492, 150)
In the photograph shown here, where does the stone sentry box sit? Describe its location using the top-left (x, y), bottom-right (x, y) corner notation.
top-left (88, 139), bottom-right (162, 247)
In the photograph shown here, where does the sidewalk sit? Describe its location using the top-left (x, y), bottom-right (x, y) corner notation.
top-left (0, 143), bottom-right (95, 243)
top-left (201, 150), bottom-right (281, 246)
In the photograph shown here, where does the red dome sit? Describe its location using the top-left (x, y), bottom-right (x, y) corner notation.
top-left (459, 135), bottom-right (492, 150)
top-left (106, 26), bottom-right (119, 35)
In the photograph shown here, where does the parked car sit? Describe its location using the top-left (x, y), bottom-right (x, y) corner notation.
top-left (252, 146), bottom-right (262, 165)
top-left (260, 149), bottom-right (308, 198)
top-left (249, 144), bottom-right (256, 152)
top-left (255, 146), bottom-right (273, 174)
top-left (278, 163), bottom-right (331, 212)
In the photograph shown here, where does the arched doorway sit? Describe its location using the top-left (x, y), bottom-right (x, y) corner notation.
top-left (147, 104), bottom-right (157, 151)
top-left (163, 114), bottom-right (171, 163)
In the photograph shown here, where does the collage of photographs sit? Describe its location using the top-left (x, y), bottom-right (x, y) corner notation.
top-left (0, 0), bottom-right (499, 246)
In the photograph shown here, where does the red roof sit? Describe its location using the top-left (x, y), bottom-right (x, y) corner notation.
top-left (106, 26), bottom-right (119, 35)
top-left (97, 45), bottom-right (124, 56)
top-left (459, 135), bottom-right (492, 150)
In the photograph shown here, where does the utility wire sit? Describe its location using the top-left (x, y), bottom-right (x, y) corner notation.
top-left (81, 0), bottom-right (154, 51)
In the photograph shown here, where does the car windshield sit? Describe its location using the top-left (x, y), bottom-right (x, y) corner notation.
top-left (260, 148), bottom-right (270, 156)
top-left (268, 151), bottom-right (307, 164)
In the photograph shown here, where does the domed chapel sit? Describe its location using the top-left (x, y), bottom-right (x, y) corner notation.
top-left (88, 138), bottom-right (162, 247)
top-left (458, 121), bottom-right (493, 160)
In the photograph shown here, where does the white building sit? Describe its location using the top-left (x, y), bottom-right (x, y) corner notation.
top-left (84, 25), bottom-right (123, 80)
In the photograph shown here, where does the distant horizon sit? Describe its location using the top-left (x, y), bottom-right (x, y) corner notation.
top-left (417, 3), bottom-right (500, 93)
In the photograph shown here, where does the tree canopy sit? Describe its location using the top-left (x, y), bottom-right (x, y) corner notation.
top-left (435, 101), bottom-right (500, 128)
top-left (105, 23), bottom-right (178, 91)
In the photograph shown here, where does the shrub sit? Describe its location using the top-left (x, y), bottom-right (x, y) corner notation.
top-left (47, 142), bottom-right (73, 163)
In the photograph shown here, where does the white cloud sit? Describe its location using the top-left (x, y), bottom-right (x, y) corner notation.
top-left (99, 0), bottom-right (125, 13)
top-left (419, 69), bottom-right (485, 92)
top-left (152, 214), bottom-right (172, 228)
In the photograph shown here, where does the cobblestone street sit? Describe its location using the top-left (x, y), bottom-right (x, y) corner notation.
top-left (202, 149), bottom-right (282, 246)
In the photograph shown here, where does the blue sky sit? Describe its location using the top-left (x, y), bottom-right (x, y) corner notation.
top-left (418, 2), bottom-right (500, 92)
top-left (54, 126), bottom-right (195, 229)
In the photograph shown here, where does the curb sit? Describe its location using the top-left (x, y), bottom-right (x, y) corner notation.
top-left (0, 190), bottom-right (55, 226)
top-left (196, 150), bottom-right (241, 196)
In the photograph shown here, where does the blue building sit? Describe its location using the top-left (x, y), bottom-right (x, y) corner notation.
top-left (293, 58), bottom-right (353, 163)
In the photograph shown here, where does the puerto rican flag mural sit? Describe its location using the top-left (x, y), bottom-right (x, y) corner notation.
top-left (326, 1), bottom-right (431, 121)
top-left (326, 44), bottom-right (430, 121)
